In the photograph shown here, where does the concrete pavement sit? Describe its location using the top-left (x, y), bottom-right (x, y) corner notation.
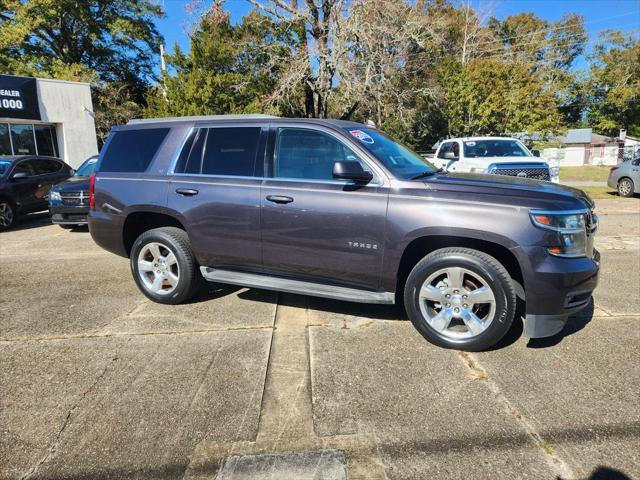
top-left (1, 196), bottom-right (638, 479)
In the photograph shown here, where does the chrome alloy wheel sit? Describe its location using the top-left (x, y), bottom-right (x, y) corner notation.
top-left (137, 242), bottom-right (180, 296)
top-left (618, 178), bottom-right (632, 196)
top-left (418, 267), bottom-right (496, 339)
top-left (0, 202), bottom-right (14, 227)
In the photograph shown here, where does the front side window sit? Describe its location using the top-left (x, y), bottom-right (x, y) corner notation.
top-left (275, 128), bottom-right (363, 181)
top-left (100, 128), bottom-right (169, 173)
top-left (10, 124), bottom-right (36, 155)
top-left (463, 139), bottom-right (531, 158)
top-left (12, 159), bottom-right (37, 176)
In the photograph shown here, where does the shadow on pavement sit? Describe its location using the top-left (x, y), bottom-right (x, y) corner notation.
top-left (526, 298), bottom-right (595, 349)
top-left (4, 211), bottom-right (52, 232)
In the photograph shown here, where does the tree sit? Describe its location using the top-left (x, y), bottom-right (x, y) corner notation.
top-left (145, 5), bottom-right (291, 117)
top-left (587, 30), bottom-right (640, 137)
top-left (0, 0), bottom-right (164, 101)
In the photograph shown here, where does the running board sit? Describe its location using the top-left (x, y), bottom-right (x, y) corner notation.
top-left (200, 267), bottom-right (395, 304)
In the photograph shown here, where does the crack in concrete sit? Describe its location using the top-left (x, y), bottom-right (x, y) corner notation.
top-left (19, 345), bottom-right (121, 480)
top-left (0, 325), bottom-right (274, 344)
top-left (457, 351), bottom-right (576, 479)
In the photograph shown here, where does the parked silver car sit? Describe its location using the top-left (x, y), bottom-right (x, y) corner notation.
top-left (608, 156), bottom-right (640, 197)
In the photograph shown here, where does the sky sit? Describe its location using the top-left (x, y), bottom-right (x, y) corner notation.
top-left (156, 0), bottom-right (640, 71)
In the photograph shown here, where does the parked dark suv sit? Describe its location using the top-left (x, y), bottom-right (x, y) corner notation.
top-left (0, 155), bottom-right (74, 230)
top-left (89, 115), bottom-right (599, 351)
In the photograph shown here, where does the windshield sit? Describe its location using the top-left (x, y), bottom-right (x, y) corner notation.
top-left (343, 128), bottom-right (436, 179)
top-left (463, 139), bottom-right (531, 158)
top-left (74, 157), bottom-right (98, 176)
top-left (0, 160), bottom-right (11, 175)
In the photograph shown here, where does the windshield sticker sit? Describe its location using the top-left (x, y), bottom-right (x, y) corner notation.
top-left (349, 129), bottom-right (374, 144)
top-left (465, 141), bottom-right (476, 146)
top-left (87, 159), bottom-right (97, 164)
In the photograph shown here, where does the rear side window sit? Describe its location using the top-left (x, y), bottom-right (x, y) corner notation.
top-left (34, 159), bottom-right (62, 174)
top-left (174, 127), bottom-right (262, 177)
top-left (100, 128), bottom-right (169, 173)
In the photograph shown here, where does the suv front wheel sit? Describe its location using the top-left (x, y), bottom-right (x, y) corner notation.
top-left (404, 247), bottom-right (516, 351)
top-left (130, 227), bottom-right (202, 304)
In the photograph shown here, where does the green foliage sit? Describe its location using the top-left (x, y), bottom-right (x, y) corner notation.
top-left (0, 0), bottom-right (164, 100)
top-left (145, 8), bottom-right (291, 118)
top-left (587, 31), bottom-right (640, 137)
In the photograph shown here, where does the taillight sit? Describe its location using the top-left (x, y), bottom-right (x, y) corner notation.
top-left (610, 166), bottom-right (619, 173)
top-left (89, 173), bottom-right (96, 210)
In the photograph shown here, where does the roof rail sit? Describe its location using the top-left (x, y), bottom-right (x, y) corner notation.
top-left (127, 114), bottom-right (278, 125)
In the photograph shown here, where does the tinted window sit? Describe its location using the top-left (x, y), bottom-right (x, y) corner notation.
top-left (100, 128), bottom-right (169, 173)
top-left (201, 127), bottom-right (261, 176)
top-left (34, 159), bottom-right (62, 174)
top-left (34, 125), bottom-right (58, 157)
top-left (0, 124), bottom-right (11, 155)
top-left (175, 129), bottom-right (207, 175)
top-left (10, 124), bottom-right (36, 155)
top-left (13, 159), bottom-right (37, 176)
top-left (276, 128), bottom-right (362, 181)
top-left (438, 142), bottom-right (453, 159)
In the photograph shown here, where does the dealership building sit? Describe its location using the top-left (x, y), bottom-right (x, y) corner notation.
top-left (0, 74), bottom-right (98, 168)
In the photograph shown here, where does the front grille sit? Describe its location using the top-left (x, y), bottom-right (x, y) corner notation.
top-left (60, 191), bottom-right (89, 206)
top-left (491, 167), bottom-right (550, 181)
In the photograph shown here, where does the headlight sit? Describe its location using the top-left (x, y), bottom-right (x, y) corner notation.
top-left (470, 167), bottom-right (487, 173)
top-left (550, 166), bottom-right (560, 177)
top-left (530, 210), bottom-right (588, 258)
top-left (49, 190), bottom-right (61, 202)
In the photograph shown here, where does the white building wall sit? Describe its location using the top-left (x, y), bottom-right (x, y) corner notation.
top-left (543, 145), bottom-right (620, 167)
top-left (36, 78), bottom-right (98, 168)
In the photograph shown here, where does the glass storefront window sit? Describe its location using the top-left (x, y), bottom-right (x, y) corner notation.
top-left (0, 123), bottom-right (11, 155)
top-left (34, 124), bottom-right (58, 157)
top-left (9, 124), bottom-right (36, 155)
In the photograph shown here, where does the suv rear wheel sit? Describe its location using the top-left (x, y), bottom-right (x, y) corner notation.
top-left (130, 227), bottom-right (202, 304)
top-left (617, 177), bottom-right (635, 197)
top-left (404, 247), bottom-right (516, 351)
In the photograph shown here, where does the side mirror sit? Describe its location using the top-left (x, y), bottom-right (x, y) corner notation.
top-left (444, 151), bottom-right (458, 161)
top-left (333, 161), bottom-right (373, 183)
top-left (11, 172), bottom-right (29, 180)
top-left (532, 149), bottom-right (541, 157)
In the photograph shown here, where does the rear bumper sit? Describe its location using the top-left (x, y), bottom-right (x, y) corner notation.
top-left (49, 206), bottom-right (89, 225)
top-left (520, 248), bottom-right (600, 338)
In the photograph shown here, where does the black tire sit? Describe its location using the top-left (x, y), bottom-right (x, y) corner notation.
top-left (618, 177), bottom-right (635, 197)
top-left (0, 199), bottom-right (16, 231)
top-left (404, 247), bottom-right (516, 351)
top-left (130, 227), bottom-right (202, 304)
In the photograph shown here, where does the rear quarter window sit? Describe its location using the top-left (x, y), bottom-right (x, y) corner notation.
top-left (99, 128), bottom-right (169, 173)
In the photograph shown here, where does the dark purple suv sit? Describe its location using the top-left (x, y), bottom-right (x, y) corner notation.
top-left (88, 115), bottom-right (599, 351)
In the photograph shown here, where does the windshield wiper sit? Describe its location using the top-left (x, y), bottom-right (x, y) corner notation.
top-left (411, 168), bottom-right (443, 180)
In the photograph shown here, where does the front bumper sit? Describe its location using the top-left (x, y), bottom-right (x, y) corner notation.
top-left (49, 205), bottom-right (89, 225)
top-left (521, 248), bottom-right (600, 338)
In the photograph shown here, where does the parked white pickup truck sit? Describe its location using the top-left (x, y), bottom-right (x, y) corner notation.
top-left (432, 137), bottom-right (560, 183)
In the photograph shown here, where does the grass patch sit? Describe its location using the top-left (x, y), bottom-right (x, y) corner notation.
top-left (576, 186), bottom-right (617, 199)
top-left (540, 442), bottom-right (554, 456)
top-left (559, 166), bottom-right (611, 182)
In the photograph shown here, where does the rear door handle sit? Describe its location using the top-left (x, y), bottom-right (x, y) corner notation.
top-left (266, 195), bottom-right (294, 204)
top-left (175, 188), bottom-right (199, 196)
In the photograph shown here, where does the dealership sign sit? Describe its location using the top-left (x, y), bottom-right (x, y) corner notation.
top-left (0, 75), bottom-right (41, 120)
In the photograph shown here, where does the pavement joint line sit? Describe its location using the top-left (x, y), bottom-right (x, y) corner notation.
top-left (19, 343), bottom-right (122, 480)
top-left (0, 325), bottom-right (275, 344)
top-left (457, 351), bottom-right (576, 479)
top-left (183, 295), bottom-right (388, 480)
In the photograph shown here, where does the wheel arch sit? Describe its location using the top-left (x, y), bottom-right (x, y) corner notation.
top-left (395, 234), bottom-right (524, 297)
top-left (122, 209), bottom-right (187, 257)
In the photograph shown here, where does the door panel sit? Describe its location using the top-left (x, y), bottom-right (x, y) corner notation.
top-left (169, 176), bottom-right (262, 269)
top-left (261, 179), bottom-right (388, 290)
top-left (261, 126), bottom-right (388, 291)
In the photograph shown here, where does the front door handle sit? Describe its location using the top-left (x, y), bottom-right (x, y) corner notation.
top-left (266, 195), bottom-right (294, 204)
top-left (175, 188), bottom-right (199, 196)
